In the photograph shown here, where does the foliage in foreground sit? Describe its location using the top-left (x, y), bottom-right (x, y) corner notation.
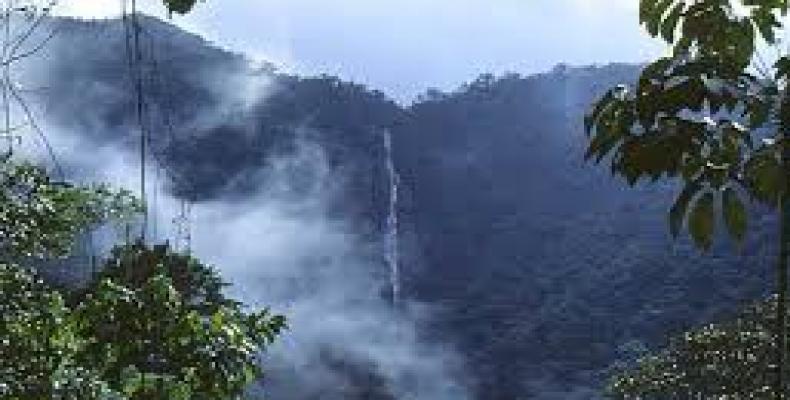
top-left (606, 296), bottom-right (783, 399)
top-left (1, 243), bottom-right (286, 400)
top-left (585, 0), bottom-right (790, 248)
top-left (0, 3), bottom-right (285, 397)
top-left (584, 1), bottom-right (790, 396)
top-left (73, 243), bottom-right (287, 399)
top-left (162, 0), bottom-right (202, 15)
top-left (0, 263), bottom-right (123, 399)
top-left (0, 160), bottom-right (285, 399)
top-left (0, 162), bottom-right (141, 260)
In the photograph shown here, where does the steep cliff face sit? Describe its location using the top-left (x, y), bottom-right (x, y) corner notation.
top-left (29, 16), bottom-right (780, 399)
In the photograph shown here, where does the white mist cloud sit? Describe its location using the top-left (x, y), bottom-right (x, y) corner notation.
top-left (189, 138), bottom-right (471, 400)
top-left (53, 134), bottom-right (472, 399)
top-left (14, 34), bottom-right (472, 396)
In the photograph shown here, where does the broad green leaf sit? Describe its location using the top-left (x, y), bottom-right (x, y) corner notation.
top-left (722, 186), bottom-right (747, 243)
top-left (689, 191), bottom-right (715, 250)
top-left (644, 0), bottom-right (675, 37)
top-left (750, 5), bottom-right (781, 43)
top-left (661, 3), bottom-right (685, 43)
top-left (745, 148), bottom-right (784, 206)
top-left (777, 56), bottom-right (790, 79)
top-left (640, 0), bottom-right (658, 26)
top-left (669, 180), bottom-right (702, 237)
top-left (585, 88), bottom-right (618, 135)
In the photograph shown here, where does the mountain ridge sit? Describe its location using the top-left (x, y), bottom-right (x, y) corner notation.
top-left (25, 15), bottom-right (776, 400)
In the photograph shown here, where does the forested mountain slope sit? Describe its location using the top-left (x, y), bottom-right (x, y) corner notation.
top-left (32, 15), bottom-right (778, 399)
top-left (395, 66), bottom-right (777, 398)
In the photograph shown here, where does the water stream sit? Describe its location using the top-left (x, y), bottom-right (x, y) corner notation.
top-left (382, 129), bottom-right (400, 305)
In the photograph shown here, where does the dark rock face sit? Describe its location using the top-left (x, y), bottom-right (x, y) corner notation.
top-left (36, 16), bottom-right (778, 399)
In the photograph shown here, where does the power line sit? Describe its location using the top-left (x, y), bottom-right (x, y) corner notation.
top-left (121, 2), bottom-right (199, 253)
top-left (131, 0), bottom-right (148, 241)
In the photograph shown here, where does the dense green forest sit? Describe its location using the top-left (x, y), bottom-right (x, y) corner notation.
top-left (11, 0), bottom-right (790, 399)
top-left (587, 0), bottom-right (790, 398)
top-left (25, 13), bottom-right (785, 400)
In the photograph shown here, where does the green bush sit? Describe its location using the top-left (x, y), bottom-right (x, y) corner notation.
top-left (0, 263), bottom-right (122, 399)
top-left (73, 243), bottom-right (286, 399)
top-left (0, 162), bottom-right (141, 261)
top-left (0, 161), bottom-right (285, 399)
top-left (606, 297), bottom-right (781, 399)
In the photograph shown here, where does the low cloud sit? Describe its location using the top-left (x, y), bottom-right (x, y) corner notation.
top-left (10, 11), bottom-right (473, 398)
top-left (17, 68), bottom-right (471, 400)
top-left (190, 139), bottom-right (471, 399)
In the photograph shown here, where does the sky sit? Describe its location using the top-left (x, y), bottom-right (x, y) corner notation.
top-left (54, 0), bottom-right (667, 102)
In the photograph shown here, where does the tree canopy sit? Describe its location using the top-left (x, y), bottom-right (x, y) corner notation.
top-left (72, 243), bottom-right (286, 399)
top-left (586, 0), bottom-right (790, 248)
top-left (0, 161), bottom-right (141, 261)
top-left (606, 296), bottom-right (779, 399)
top-left (161, 0), bottom-right (202, 16)
top-left (0, 165), bottom-right (286, 399)
top-left (585, 0), bottom-right (790, 397)
top-left (0, 2), bottom-right (288, 398)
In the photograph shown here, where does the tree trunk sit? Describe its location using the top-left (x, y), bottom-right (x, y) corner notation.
top-left (777, 89), bottom-right (790, 400)
top-left (778, 203), bottom-right (788, 399)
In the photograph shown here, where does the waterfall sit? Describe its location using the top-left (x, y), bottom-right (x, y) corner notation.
top-left (382, 129), bottom-right (400, 305)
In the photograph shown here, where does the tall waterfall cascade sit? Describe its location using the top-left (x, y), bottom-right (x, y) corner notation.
top-left (382, 129), bottom-right (401, 305)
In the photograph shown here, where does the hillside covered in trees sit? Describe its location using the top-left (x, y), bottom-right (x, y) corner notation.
top-left (25, 14), bottom-right (782, 399)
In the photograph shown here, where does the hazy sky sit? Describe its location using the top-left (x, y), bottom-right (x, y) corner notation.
top-left (55, 0), bottom-right (667, 102)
